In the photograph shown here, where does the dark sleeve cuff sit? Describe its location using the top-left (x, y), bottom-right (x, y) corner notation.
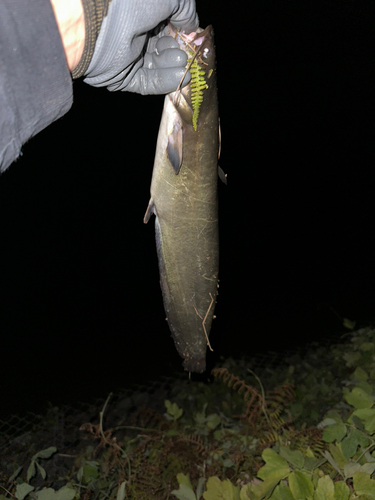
top-left (0, 0), bottom-right (74, 172)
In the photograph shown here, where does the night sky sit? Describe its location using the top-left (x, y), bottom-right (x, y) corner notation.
top-left (1, 1), bottom-right (375, 419)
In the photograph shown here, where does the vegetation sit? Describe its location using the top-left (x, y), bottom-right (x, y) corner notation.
top-left (2, 326), bottom-right (375, 499)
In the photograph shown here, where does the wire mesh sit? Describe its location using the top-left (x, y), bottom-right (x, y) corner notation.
top-left (0, 331), bottom-right (351, 485)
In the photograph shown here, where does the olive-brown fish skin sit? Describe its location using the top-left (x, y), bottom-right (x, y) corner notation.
top-left (144, 26), bottom-right (219, 373)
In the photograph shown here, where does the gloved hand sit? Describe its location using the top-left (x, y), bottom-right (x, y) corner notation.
top-left (73, 0), bottom-right (198, 95)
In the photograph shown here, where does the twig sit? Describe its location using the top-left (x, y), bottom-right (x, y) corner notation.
top-left (193, 293), bottom-right (214, 351)
top-left (248, 369), bottom-right (270, 426)
top-left (99, 393), bottom-right (132, 483)
top-left (99, 393), bottom-right (125, 456)
top-left (174, 43), bottom-right (201, 104)
top-left (0, 485), bottom-right (15, 498)
top-left (112, 425), bottom-right (160, 433)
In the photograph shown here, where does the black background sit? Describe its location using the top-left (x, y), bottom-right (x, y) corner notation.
top-left (1, 0), bottom-right (375, 418)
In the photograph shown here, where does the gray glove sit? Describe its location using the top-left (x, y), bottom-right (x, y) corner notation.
top-left (73, 0), bottom-right (198, 94)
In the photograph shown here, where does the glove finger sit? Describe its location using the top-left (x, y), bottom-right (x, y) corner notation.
top-left (145, 48), bottom-right (187, 70)
top-left (170, 0), bottom-right (199, 34)
top-left (122, 67), bottom-right (191, 95)
top-left (155, 36), bottom-right (180, 52)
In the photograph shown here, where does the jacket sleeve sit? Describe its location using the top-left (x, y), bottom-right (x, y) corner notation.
top-left (0, 0), bottom-right (73, 173)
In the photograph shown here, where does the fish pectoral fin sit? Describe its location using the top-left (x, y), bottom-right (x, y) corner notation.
top-left (167, 118), bottom-right (183, 174)
top-left (218, 166), bottom-right (227, 185)
top-left (143, 199), bottom-right (155, 224)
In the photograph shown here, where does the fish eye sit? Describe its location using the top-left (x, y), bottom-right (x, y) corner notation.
top-left (203, 47), bottom-right (210, 58)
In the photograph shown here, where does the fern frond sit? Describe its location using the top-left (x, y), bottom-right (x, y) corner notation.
top-left (176, 434), bottom-right (207, 454)
top-left (259, 429), bottom-right (281, 446)
top-left (212, 367), bottom-right (297, 436)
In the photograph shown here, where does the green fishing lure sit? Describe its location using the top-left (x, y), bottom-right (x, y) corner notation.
top-left (188, 52), bottom-right (208, 131)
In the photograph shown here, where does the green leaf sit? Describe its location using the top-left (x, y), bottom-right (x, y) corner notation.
top-left (360, 342), bottom-right (375, 352)
top-left (288, 471), bottom-right (314, 500)
top-left (26, 447), bottom-right (57, 483)
top-left (247, 477), bottom-right (282, 500)
top-left (26, 461), bottom-right (36, 482)
top-left (203, 477), bottom-right (240, 500)
top-left (269, 482), bottom-right (294, 500)
top-left (319, 418), bottom-right (339, 429)
top-left (340, 427), bottom-right (370, 460)
top-left (258, 449), bottom-right (290, 482)
top-left (195, 412), bottom-right (207, 425)
top-left (279, 446), bottom-right (304, 469)
top-left (329, 443), bottom-right (348, 469)
top-left (15, 484), bottom-right (35, 500)
top-left (325, 411), bottom-right (343, 425)
top-left (313, 475), bottom-right (335, 500)
top-left (341, 435), bottom-right (359, 459)
top-left (248, 449), bottom-right (290, 499)
top-left (322, 424), bottom-right (347, 443)
top-left (344, 388), bottom-right (374, 409)
top-left (352, 409), bottom-right (375, 421)
top-left (303, 457), bottom-right (327, 472)
top-left (321, 451), bottom-right (342, 477)
top-left (333, 481), bottom-right (350, 500)
top-left (360, 464), bottom-right (375, 475)
top-left (343, 351), bottom-right (361, 367)
top-left (352, 415), bottom-right (365, 430)
top-left (52, 486), bottom-right (76, 500)
top-left (34, 486), bottom-right (77, 500)
top-left (364, 414), bottom-right (375, 434)
top-left (221, 479), bottom-right (240, 500)
top-left (343, 462), bottom-right (362, 478)
top-left (166, 429), bottom-right (180, 437)
top-left (223, 459), bottom-right (235, 468)
top-left (117, 482), bottom-right (126, 500)
top-left (176, 474), bottom-right (193, 489)
top-left (353, 367), bottom-right (369, 382)
top-left (171, 484), bottom-right (197, 500)
top-left (32, 447), bottom-right (57, 460)
top-left (305, 447), bottom-right (316, 458)
top-left (80, 464), bottom-right (99, 484)
top-left (353, 472), bottom-right (375, 498)
top-left (352, 409), bottom-right (375, 434)
top-left (353, 428), bottom-right (370, 447)
top-left (343, 317), bottom-right (356, 330)
top-left (344, 462), bottom-right (375, 478)
top-left (240, 485), bottom-right (252, 500)
top-left (206, 413), bottom-right (221, 430)
top-left (165, 400), bottom-right (183, 420)
top-left (345, 462), bottom-right (375, 478)
top-left (36, 462), bottom-right (47, 480)
top-left (9, 465), bottom-right (23, 482)
top-left (357, 380), bottom-right (374, 395)
top-left (196, 478), bottom-right (206, 500)
top-left (214, 429), bottom-right (226, 441)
